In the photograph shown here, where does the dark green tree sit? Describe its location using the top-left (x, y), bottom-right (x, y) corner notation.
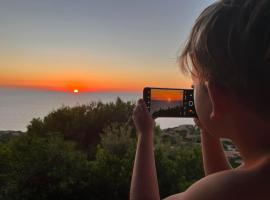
top-left (27, 98), bottom-right (135, 150)
top-left (0, 133), bottom-right (91, 200)
top-left (0, 100), bottom-right (205, 200)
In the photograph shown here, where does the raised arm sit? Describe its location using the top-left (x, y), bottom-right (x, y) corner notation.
top-left (130, 99), bottom-right (160, 200)
top-left (129, 100), bottom-right (231, 200)
top-left (195, 119), bottom-right (231, 176)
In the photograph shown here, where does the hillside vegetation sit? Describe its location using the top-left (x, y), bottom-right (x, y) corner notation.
top-left (0, 98), bottom-right (204, 200)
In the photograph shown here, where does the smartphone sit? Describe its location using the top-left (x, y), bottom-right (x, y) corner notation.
top-left (143, 87), bottom-right (197, 118)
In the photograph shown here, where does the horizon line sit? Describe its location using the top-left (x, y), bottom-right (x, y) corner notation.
top-left (0, 85), bottom-right (143, 93)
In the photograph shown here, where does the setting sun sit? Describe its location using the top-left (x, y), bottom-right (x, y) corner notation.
top-left (73, 89), bottom-right (79, 93)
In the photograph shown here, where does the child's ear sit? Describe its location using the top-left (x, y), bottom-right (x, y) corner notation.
top-left (204, 81), bottom-right (227, 120)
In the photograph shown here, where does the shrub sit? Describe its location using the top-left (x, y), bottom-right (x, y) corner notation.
top-left (1, 100), bottom-right (204, 199)
top-left (27, 98), bottom-right (135, 149)
top-left (0, 133), bottom-right (91, 200)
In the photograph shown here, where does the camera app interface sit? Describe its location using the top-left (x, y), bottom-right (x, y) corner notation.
top-left (150, 89), bottom-right (183, 118)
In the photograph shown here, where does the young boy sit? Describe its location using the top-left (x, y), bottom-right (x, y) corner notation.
top-left (130, 0), bottom-right (270, 199)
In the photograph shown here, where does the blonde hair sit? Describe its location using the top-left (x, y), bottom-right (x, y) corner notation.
top-left (179, 0), bottom-right (270, 117)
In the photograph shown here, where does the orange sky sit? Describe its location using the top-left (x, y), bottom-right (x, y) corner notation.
top-left (151, 89), bottom-right (183, 101)
top-left (0, 53), bottom-right (192, 92)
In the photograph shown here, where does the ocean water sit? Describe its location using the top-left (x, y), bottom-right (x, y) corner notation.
top-left (0, 87), bottom-right (194, 131)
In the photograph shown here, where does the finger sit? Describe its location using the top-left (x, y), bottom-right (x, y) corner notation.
top-left (193, 118), bottom-right (203, 131)
top-left (137, 98), bottom-right (145, 106)
top-left (193, 118), bottom-right (201, 126)
top-left (140, 100), bottom-right (148, 113)
top-left (134, 100), bottom-right (143, 109)
top-left (133, 104), bottom-right (143, 115)
top-left (137, 99), bottom-right (148, 112)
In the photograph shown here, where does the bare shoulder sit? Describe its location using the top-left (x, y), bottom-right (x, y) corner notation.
top-left (164, 163), bottom-right (270, 200)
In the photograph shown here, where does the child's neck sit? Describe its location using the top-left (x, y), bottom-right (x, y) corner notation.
top-left (231, 112), bottom-right (270, 168)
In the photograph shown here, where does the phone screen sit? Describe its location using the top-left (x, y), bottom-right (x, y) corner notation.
top-left (150, 88), bottom-right (183, 117)
top-left (144, 87), bottom-right (196, 118)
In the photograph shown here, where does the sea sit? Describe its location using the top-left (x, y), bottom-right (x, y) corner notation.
top-left (0, 87), bottom-right (194, 131)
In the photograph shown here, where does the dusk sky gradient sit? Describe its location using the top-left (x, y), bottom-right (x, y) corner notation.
top-left (0, 0), bottom-right (215, 92)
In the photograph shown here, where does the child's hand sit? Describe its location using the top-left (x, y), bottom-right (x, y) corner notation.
top-left (132, 99), bottom-right (154, 137)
